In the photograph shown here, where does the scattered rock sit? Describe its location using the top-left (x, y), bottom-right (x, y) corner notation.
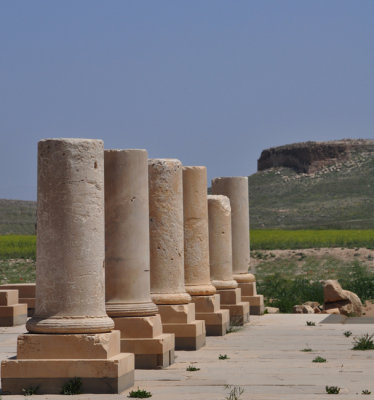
top-left (293, 304), bottom-right (314, 314)
top-left (323, 280), bottom-right (362, 316)
top-left (265, 307), bottom-right (279, 314)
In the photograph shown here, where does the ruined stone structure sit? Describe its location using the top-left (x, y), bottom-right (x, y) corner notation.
top-left (0, 283), bottom-right (35, 316)
top-left (0, 290), bottom-right (27, 326)
top-left (148, 159), bottom-right (206, 350)
top-left (105, 149), bottom-right (174, 368)
top-left (211, 177), bottom-right (264, 315)
top-left (1, 139), bottom-right (134, 394)
top-left (207, 195), bottom-right (249, 325)
top-left (183, 166), bottom-right (230, 336)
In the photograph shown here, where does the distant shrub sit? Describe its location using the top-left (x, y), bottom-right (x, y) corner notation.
top-left (0, 235), bottom-right (36, 259)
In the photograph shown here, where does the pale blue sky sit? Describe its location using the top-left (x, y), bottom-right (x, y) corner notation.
top-left (1, 1), bottom-right (373, 200)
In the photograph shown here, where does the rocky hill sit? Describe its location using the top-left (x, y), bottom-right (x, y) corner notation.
top-left (249, 139), bottom-right (374, 229)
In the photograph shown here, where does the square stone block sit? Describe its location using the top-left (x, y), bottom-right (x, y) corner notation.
top-left (221, 302), bottom-right (250, 326)
top-left (0, 283), bottom-right (35, 298)
top-left (217, 288), bottom-right (241, 305)
top-left (196, 309), bottom-right (230, 336)
top-left (0, 303), bottom-right (27, 327)
top-left (120, 333), bottom-right (175, 369)
top-left (17, 331), bottom-right (121, 360)
top-left (113, 315), bottom-right (163, 339)
top-left (158, 303), bottom-right (196, 324)
top-left (1, 353), bottom-right (134, 394)
top-left (162, 320), bottom-right (206, 350)
top-left (242, 295), bottom-right (264, 315)
top-left (238, 282), bottom-right (257, 296)
top-left (191, 294), bottom-right (221, 313)
top-left (0, 290), bottom-right (18, 306)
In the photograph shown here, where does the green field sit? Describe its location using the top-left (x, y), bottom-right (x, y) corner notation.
top-left (0, 235), bottom-right (36, 259)
top-left (251, 229), bottom-right (374, 250)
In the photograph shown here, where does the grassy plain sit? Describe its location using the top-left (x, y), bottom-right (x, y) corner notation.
top-left (251, 229), bottom-right (374, 250)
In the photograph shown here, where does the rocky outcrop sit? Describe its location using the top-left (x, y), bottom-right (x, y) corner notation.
top-left (257, 139), bottom-right (374, 173)
top-left (323, 280), bottom-right (363, 316)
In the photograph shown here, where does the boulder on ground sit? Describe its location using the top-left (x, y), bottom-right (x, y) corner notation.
top-left (293, 304), bottom-right (314, 314)
top-left (323, 280), bottom-right (362, 316)
top-left (265, 307), bottom-right (279, 314)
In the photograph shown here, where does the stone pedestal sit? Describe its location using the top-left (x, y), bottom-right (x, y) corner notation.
top-left (1, 139), bottom-right (134, 395)
top-left (238, 274), bottom-right (264, 315)
top-left (211, 177), bottom-right (264, 315)
top-left (183, 166), bottom-right (229, 336)
top-left (104, 149), bottom-right (174, 369)
top-left (0, 290), bottom-right (27, 326)
top-left (0, 283), bottom-right (36, 316)
top-left (207, 195), bottom-right (250, 326)
top-left (149, 159), bottom-right (206, 350)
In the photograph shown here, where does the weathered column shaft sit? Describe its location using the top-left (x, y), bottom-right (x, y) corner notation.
top-left (148, 159), bottom-right (191, 305)
top-left (207, 195), bottom-right (238, 290)
top-left (27, 138), bottom-right (114, 334)
top-left (105, 149), bottom-right (158, 317)
top-left (211, 176), bottom-right (251, 282)
top-left (149, 159), bottom-right (206, 350)
top-left (183, 166), bottom-right (216, 296)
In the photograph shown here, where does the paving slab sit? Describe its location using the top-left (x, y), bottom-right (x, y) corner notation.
top-left (1, 314), bottom-right (374, 399)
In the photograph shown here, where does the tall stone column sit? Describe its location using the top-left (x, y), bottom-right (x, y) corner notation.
top-left (149, 159), bottom-right (205, 350)
top-left (211, 177), bottom-right (264, 315)
top-left (208, 195), bottom-right (249, 325)
top-left (105, 149), bottom-right (174, 368)
top-left (183, 166), bottom-right (229, 336)
top-left (1, 139), bottom-right (134, 394)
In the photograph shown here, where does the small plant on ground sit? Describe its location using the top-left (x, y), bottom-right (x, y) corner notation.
top-left (186, 365), bottom-right (200, 371)
top-left (128, 387), bottom-right (152, 398)
top-left (306, 321), bottom-right (316, 326)
top-left (343, 330), bottom-right (352, 337)
top-left (313, 356), bottom-right (326, 363)
top-left (219, 354), bottom-right (230, 360)
top-left (224, 384), bottom-right (244, 400)
top-left (226, 325), bottom-right (241, 334)
top-left (301, 348), bottom-right (312, 352)
top-left (352, 333), bottom-right (374, 350)
top-left (362, 389), bottom-right (371, 395)
top-left (22, 385), bottom-right (39, 396)
top-left (61, 377), bottom-right (82, 395)
top-left (325, 385), bottom-right (340, 394)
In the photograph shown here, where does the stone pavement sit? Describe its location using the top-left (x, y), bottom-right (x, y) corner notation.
top-left (1, 313), bottom-right (374, 399)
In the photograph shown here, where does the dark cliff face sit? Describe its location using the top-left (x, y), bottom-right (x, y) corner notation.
top-left (257, 139), bottom-right (374, 173)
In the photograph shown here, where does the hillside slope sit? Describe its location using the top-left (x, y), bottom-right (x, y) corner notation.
top-left (0, 199), bottom-right (36, 235)
top-left (249, 139), bottom-right (374, 229)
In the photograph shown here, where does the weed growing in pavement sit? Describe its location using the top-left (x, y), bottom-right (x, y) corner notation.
top-left (306, 321), bottom-right (316, 326)
top-left (343, 330), bottom-right (352, 337)
top-left (352, 333), bottom-right (374, 350)
top-left (186, 365), bottom-right (200, 371)
top-left (325, 386), bottom-right (340, 394)
top-left (219, 354), bottom-right (230, 360)
top-left (22, 385), bottom-right (39, 396)
top-left (224, 385), bottom-right (244, 400)
top-left (128, 387), bottom-right (152, 398)
top-left (312, 356), bottom-right (326, 363)
top-left (61, 377), bottom-right (82, 395)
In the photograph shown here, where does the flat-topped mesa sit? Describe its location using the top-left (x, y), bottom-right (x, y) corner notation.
top-left (207, 195), bottom-right (249, 325)
top-left (183, 167), bottom-right (229, 336)
top-left (257, 139), bottom-right (374, 174)
top-left (211, 177), bottom-right (264, 316)
top-left (149, 159), bottom-right (206, 350)
top-left (105, 149), bottom-right (174, 369)
top-left (2, 138), bottom-right (134, 395)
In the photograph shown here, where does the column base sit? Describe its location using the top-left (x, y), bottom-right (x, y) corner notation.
top-left (158, 303), bottom-right (206, 350)
top-left (1, 331), bottom-right (135, 395)
top-left (238, 282), bottom-right (265, 315)
top-left (113, 315), bottom-right (175, 369)
top-left (0, 290), bottom-right (27, 327)
top-left (217, 288), bottom-right (250, 326)
top-left (191, 294), bottom-right (230, 336)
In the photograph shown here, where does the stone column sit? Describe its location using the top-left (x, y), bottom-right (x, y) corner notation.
top-left (105, 149), bottom-right (174, 368)
top-left (211, 177), bottom-right (264, 315)
top-left (208, 195), bottom-right (249, 325)
top-left (183, 166), bottom-right (229, 336)
top-left (149, 159), bottom-right (205, 350)
top-left (1, 139), bottom-right (134, 394)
